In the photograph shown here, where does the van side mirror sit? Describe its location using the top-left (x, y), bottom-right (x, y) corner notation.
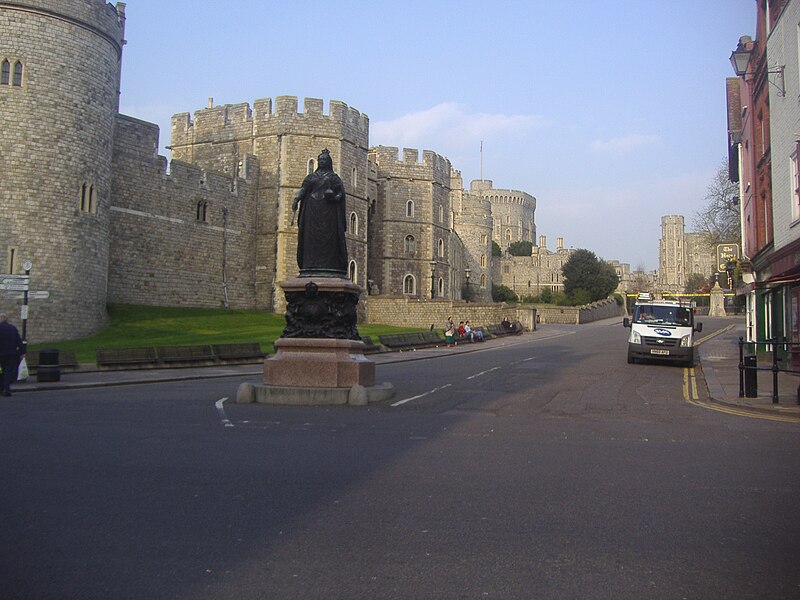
top-left (623, 318), bottom-right (630, 328)
top-left (695, 322), bottom-right (703, 333)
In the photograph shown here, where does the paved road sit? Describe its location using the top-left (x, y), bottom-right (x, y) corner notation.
top-left (1, 319), bottom-right (798, 599)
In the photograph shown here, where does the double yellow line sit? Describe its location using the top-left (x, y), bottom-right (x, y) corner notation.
top-left (683, 366), bottom-right (799, 423)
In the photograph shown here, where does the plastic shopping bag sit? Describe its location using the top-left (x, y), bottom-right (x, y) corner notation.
top-left (17, 357), bottom-right (29, 382)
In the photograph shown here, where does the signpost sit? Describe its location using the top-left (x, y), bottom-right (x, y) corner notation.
top-left (0, 260), bottom-right (41, 343)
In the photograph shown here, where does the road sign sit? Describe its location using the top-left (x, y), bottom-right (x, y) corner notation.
top-left (1, 275), bottom-right (30, 285)
top-left (20, 305), bottom-right (28, 320)
top-left (0, 283), bottom-right (29, 291)
top-left (28, 291), bottom-right (50, 299)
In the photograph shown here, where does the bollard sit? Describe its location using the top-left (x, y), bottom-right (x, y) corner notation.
top-left (36, 349), bottom-right (60, 383)
top-left (743, 355), bottom-right (757, 398)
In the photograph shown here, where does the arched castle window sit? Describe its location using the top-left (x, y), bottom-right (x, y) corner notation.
top-left (348, 260), bottom-right (357, 284)
top-left (437, 277), bottom-right (444, 297)
top-left (352, 167), bottom-right (357, 189)
top-left (505, 229), bottom-right (511, 242)
top-left (1, 60), bottom-right (9, 85)
top-left (404, 235), bottom-right (415, 254)
top-left (12, 61), bottom-right (22, 86)
top-left (403, 274), bottom-right (416, 295)
top-left (480, 254), bottom-right (486, 268)
top-left (480, 274), bottom-right (487, 288)
top-left (481, 234), bottom-right (488, 245)
top-left (79, 182), bottom-right (96, 213)
top-left (350, 212), bottom-right (358, 235)
top-left (196, 200), bottom-right (208, 222)
top-left (406, 200), bottom-right (414, 218)
top-left (438, 238), bottom-right (444, 257)
top-left (307, 159), bottom-right (315, 174)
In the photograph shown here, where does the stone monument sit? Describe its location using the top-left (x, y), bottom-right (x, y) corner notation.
top-left (237, 149), bottom-right (394, 406)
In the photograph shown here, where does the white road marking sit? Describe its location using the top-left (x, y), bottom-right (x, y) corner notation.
top-left (391, 384), bottom-right (452, 407)
top-left (215, 397), bottom-right (234, 428)
top-left (467, 366), bottom-right (501, 380)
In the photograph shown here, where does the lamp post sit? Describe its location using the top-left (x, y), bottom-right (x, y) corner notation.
top-left (464, 267), bottom-right (471, 302)
top-left (430, 260), bottom-right (436, 299)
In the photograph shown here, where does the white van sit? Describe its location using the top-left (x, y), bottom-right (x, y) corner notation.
top-left (623, 294), bottom-right (702, 367)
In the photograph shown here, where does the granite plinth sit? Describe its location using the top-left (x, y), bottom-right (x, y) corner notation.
top-left (263, 337), bottom-right (375, 388)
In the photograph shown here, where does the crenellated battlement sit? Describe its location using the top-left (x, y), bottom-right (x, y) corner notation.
top-left (171, 97), bottom-right (369, 149)
top-left (370, 145), bottom-right (452, 186)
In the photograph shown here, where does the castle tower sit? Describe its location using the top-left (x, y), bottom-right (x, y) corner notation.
top-left (368, 146), bottom-right (453, 299)
top-left (0, 1), bottom-right (126, 341)
top-left (452, 170), bottom-right (493, 301)
top-left (659, 215), bottom-right (686, 291)
top-left (170, 97), bottom-right (370, 312)
top-left (469, 180), bottom-right (536, 249)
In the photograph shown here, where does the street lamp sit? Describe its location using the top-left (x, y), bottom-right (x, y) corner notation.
top-left (464, 267), bottom-right (471, 302)
top-left (430, 260), bottom-right (436, 299)
top-left (730, 35), bottom-right (785, 96)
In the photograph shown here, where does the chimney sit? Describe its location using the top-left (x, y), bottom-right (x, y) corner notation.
top-left (539, 235), bottom-right (547, 249)
top-left (557, 237), bottom-right (563, 250)
top-left (207, 97), bottom-right (214, 109)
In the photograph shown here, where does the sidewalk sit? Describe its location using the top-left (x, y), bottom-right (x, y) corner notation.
top-left (11, 321), bottom-right (800, 420)
top-left (697, 320), bottom-right (800, 418)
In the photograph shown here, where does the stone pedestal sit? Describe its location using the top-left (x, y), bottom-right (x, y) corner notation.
top-left (237, 276), bottom-right (394, 406)
top-left (709, 281), bottom-right (726, 317)
top-left (263, 338), bottom-right (375, 388)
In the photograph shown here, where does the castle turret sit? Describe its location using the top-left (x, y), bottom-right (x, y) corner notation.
top-left (0, 0), bottom-right (126, 340)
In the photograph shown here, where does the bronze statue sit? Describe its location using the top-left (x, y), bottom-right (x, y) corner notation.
top-left (291, 149), bottom-right (348, 277)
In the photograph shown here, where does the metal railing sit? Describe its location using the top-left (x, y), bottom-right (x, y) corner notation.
top-left (738, 337), bottom-right (800, 404)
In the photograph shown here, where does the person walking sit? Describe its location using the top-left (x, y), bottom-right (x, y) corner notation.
top-left (0, 313), bottom-right (25, 396)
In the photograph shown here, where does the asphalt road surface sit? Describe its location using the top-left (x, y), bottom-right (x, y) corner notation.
top-left (1, 318), bottom-right (798, 599)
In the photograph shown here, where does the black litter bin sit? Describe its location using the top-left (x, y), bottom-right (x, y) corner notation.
top-left (743, 354), bottom-right (757, 398)
top-left (37, 349), bottom-right (60, 382)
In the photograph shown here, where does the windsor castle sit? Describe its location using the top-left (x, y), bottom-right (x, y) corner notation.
top-left (1, 1), bottom-right (615, 342)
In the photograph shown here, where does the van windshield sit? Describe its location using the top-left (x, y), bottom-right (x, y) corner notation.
top-left (633, 305), bottom-right (692, 326)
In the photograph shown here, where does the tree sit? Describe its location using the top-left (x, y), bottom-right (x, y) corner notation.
top-left (692, 158), bottom-right (741, 247)
top-left (491, 284), bottom-right (517, 302)
top-left (561, 249), bottom-right (619, 303)
top-left (685, 272), bottom-right (711, 294)
top-left (492, 240), bottom-right (502, 257)
top-left (508, 240), bottom-right (533, 256)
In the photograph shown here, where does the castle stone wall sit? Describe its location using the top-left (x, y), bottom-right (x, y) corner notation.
top-left (109, 115), bottom-right (259, 309)
top-left (0, 0), bottom-right (125, 341)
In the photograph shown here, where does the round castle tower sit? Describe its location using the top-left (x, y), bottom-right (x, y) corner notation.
top-left (470, 180), bottom-right (536, 249)
top-left (452, 171), bottom-right (493, 301)
top-left (0, 0), bottom-right (126, 341)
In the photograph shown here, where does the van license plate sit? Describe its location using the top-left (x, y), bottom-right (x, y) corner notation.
top-left (650, 349), bottom-right (670, 356)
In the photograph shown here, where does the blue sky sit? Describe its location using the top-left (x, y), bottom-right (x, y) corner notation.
top-left (118, 0), bottom-right (755, 272)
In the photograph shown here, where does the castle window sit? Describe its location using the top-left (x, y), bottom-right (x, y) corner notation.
top-left (403, 274), bottom-right (416, 295)
top-left (6, 247), bottom-right (16, 273)
top-left (503, 265), bottom-right (510, 274)
top-left (352, 167), bottom-right (357, 189)
top-left (437, 277), bottom-right (444, 297)
top-left (307, 159), bottom-right (315, 174)
top-left (196, 200), bottom-right (208, 222)
top-left (438, 205), bottom-right (444, 223)
top-left (480, 274), bottom-right (486, 288)
top-left (79, 182), bottom-right (96, 213)
top-left (12, 61), bottom-right (22, 86)
top-left (406, 200), bottom-right (414, 218)
top-left (505, 229), bottom-right (511, 242)
top-left (481, 234), bottom-right (487, 245)
top-left (1, 60), bottom-right (9, 85)
top-left (350, 212), bottom-right (358, 235)
top-left (480, 254), bottom-right (486, 268)
top-left (438, 238), bottom-right (444, 257)
top-left (348, 260), bottom-right (358, 284)
top-left (405, 235), bottom-right (415, 254)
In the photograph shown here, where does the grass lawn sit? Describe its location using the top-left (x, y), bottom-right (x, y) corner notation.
top-left (27, 304), bottom-right (426, 364)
